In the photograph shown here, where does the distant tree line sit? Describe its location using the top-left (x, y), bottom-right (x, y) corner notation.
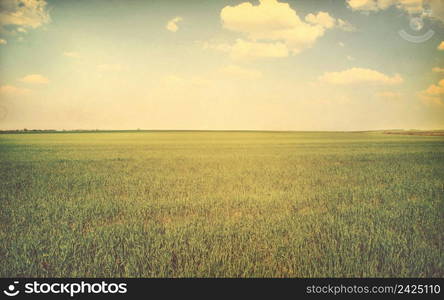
top-left (0, 129), bottom-right (59, 134)
top-left (0, 129), bottom-right (142, 134)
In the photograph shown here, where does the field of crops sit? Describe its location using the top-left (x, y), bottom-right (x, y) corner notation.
top-left (0, 131), bottom-right (443, 277)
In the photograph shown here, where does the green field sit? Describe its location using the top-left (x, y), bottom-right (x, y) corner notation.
top-left (0, 131), bottom-right (443, 277)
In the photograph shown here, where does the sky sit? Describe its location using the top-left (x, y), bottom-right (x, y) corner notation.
top-left (0, 0), bottom-right (443, 131)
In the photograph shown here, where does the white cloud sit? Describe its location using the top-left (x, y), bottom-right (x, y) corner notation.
top-left (305, 12), bottom-right (356, 31)
top-left (347, 0), bottom-right (444, 22)
top-left (219, 0), bottom-right (354, 58)
top-left (347, 0), bottom-right (423, 13)
top-left (338, 42), bottom-right (345, 47)
top-left (319, 68), bottom-right (403, 85)
top-left (438, 41), bottom-right (444, 51)
top-left (0, 39), bottom-right (7, 45)
top-left (0, 85), bottom-right (31, 96)
top-left (220, 65), bottom-right (262, 79)
top-left (432, 67), bottom-right (444, 73)
top-left (19, 74), bottom-right (49, 84)
top-left (347, 55), bottom-right (355, 61)
top-left (63, 51), bottom-right (81, 59)
top-left (166, 17), bottom-right (183, 32)
top-left (347, 0), bottom-right (379, 11)
top-left (305, 11), bottom-right (337, 29)
top-left (0, 0), bottom-right (51, 31)
top-left (337, 19), bottom-right (357, 32)
top-left (419, 78), bottom-right (444, 106)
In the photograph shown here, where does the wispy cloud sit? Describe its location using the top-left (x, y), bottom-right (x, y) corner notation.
top-left (63, 51), bottom-right (81, 59)
top-left (337, 18), bottom-right (356, 32)
top-left (319, 68), bottom-right (403, 85)
top-left (0, 85), bottom-right (31, 96)
top-left (19, 74), bottom-right (49, 84)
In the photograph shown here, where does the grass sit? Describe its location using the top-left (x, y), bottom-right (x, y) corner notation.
top-left (0, 131), bottom-right (443, 277)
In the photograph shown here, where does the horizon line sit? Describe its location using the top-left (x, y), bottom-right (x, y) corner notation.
top-left (1, 128), bottom-right (444, 133)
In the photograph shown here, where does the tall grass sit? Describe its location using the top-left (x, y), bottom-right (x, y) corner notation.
top-left (0, 131), bottom-right (443, 277)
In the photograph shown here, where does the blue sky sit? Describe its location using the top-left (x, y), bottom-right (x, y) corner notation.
top-left (0, 0), bottom-right (443, 130)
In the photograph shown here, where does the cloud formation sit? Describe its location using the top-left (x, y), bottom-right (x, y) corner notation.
top-left (0, 0), bottom-right (50, 32)
top-left (219, 0), bottom-right (354, 58)
top-left (347, 0), bottom-right (444, 22)
top-left (19, 74), bottom-right (49, 84)
top-left (0, 39), bottom-right (7, 45)
top-left (166, 17), bottom-right (183, 32)
top-left (438, 41), bottom-right (444, 50)
top-left (306, 12), bottom-right (356, 31)
top-left (419, 78), bottom-right (444, 106)
top-left (319, 68), bottom-right (403, 85)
